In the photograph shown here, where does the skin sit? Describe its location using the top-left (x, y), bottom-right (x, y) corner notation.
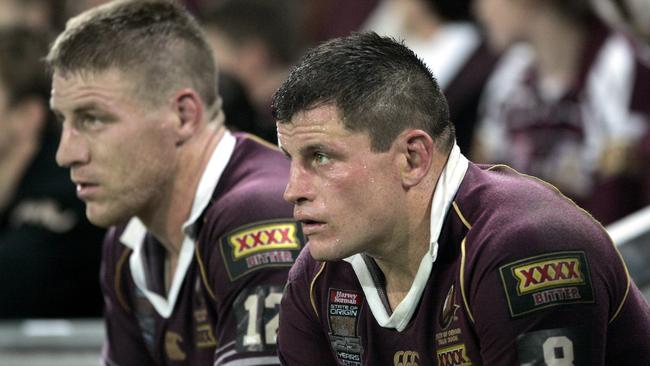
top-left (278, 104), bottom-right (446, 308)
top-left (51, 69), bottom-right (223, 258)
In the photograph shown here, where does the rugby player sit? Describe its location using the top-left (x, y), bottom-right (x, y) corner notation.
top-left (273, 32), bottom-right (650, 365)
top-left (48, 0), bottom-right (303, 364)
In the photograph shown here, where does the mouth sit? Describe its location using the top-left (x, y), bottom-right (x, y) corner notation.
top-left (298, 219), bottom-right (326, 236)
top-left (74, 182), bottom-right (100, 200)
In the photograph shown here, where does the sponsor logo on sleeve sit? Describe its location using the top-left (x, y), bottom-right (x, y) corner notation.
top-left (499, 251), bottom-right (594, 317)
top-left (220, 220), bottom-right (304, 281)
top-left (327, 288), bottom-right (364, 366)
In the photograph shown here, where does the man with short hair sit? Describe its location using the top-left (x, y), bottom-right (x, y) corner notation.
top-left (274, 32), bottom-right (650, 365)
top-left (48, 1), bottom-right (303, 364)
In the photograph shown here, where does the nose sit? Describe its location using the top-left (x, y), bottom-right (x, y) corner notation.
top-left (56, 124), bottom-right (89, 168)
top-left (283, 163), bottom-right (314, 205)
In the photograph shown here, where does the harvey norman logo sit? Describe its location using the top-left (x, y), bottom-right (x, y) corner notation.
top-left (330, 290), bottom-right (362, 305)
top-left (228, 222), bottom-right (300, 259)
top-left (513, 257), bottom-right (584, 294)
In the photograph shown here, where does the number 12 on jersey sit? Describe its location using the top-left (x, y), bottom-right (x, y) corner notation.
top-left (234, 285), bottom-right (284, 352)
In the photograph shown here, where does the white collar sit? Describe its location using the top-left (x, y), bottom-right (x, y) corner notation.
top-left (344, 143), bottom-right (469, 331)
top-left (119, 130), bottom-right (237, 318)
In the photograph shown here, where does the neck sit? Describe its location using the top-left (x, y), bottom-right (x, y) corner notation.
top-left (143, 123), bottom-right (225, 256)
top-left (367, 148), bottom-right (448, 309)
top-left (369, 182), bottom-right (439, 310)
top-left (529, 11), bottom-right (588, 89)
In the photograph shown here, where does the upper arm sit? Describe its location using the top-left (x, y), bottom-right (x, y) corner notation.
top-left (197, 190), bottom-right (305, 365)
top-left (463, 219), bottom-right (628, 365)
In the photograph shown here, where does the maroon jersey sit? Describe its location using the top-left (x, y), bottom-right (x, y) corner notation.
top-left (278, 146), bottom-right (650, 365)
top-left (476, 21), bottom-right (650, 224)
top-left (101, 132), bottom-right (305, 365)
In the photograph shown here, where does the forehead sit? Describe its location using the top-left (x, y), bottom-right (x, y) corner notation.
top-left (51, 69), bottom-right (138, 111)
top-left (277, 104), bottom-right (373, 152)
top-left (278, 104), bottom-right (346, 138)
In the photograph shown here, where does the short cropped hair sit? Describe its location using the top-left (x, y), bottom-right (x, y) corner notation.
top-left (46, 0), bottom-right (217, 108)
top-left (272, 32), bottom-right (454, 152)
top-left (0, 25), bottom-right (51, 105)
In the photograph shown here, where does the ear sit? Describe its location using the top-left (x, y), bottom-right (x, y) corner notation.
top-left (171, 88), bottom-right (204, 145)
top-left (397, 130), bottom-right (435, 188)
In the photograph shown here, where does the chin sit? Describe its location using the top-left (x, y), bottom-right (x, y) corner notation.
top-left (308, 240), bottom-right (355, 262)
top-left (86, 206), bottom-right (127, 228)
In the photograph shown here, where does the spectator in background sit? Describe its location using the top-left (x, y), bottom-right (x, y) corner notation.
top-left (200, 0), bottom-right (306, 144)
top-left (0, 25), bottom-right (105, 318)
top-left (364, 0), bottom-right (499, 154)
top-left (472, 0), bottom-right (650, 224)
top-left (592, 0), bottom-right (650, 46)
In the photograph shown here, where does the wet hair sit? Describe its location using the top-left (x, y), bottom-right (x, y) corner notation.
top-left (272, 32), bottom-right (454, 152)
top-left (46, 0), bottom-right (218, 108)
top-left (0, 25), bottom-right (51, 105)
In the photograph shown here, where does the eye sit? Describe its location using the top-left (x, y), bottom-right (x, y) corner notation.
top-left (82, 114), bottom-right (100, 124)
top-left (78, 113), bottom-right (104, 129)
top-left (313, 152), bottom-right (331, 165)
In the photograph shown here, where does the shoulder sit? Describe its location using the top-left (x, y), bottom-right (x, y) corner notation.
top-left (454, 164), bottom-right (630, 317)
top-left (456, 164), bottom-right (613, 255)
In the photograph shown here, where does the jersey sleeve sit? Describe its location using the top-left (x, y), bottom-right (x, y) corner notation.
top-left (277, 248), bottom-right (338, 366)
top-left (463, 212), bottom-right (646, 365)
top-left (196, 187), bottom-right (305, 365)
top-left (100, 227), bottom-right (156, 366)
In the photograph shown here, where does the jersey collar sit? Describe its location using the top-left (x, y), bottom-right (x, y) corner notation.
top-left (344, 143), bottom-right (469, 331)
top-left (119, 130), bottom-right (237, 318)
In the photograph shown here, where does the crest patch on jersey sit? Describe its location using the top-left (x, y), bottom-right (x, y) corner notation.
top-left (499, 251), bottom-right (594, 317)
top-left (220, 220), bottom-right (304, 281)
top-left (440, 284), bottom-right (461, 330)
top-left (327, 288), bottom-right (364, 366)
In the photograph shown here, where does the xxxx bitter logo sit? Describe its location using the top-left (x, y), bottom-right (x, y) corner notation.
top-left (499, 251), bottom-right (594, 317)
top-left (228, 222), bottom-right (300, 259)
top-left (513, 257), bottom-right (584, 294)
top-left (219, 220), bottom-right (304, 281)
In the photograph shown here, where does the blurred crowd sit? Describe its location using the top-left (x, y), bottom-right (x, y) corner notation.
top-left (0, 0), bottom-right (648, 318)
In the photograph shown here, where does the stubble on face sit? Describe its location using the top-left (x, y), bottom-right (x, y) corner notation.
top-left (51, 70), bottom-right (178, 228)
top-left (279, 105), bottom-right (403, 262)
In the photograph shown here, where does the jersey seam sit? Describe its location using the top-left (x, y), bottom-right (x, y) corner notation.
top-left (310, 262), bottom-right (327, 320)
top-left (609, 243), bottom-right (632, 323)
top-left (195, 243), bottom-right (218, 302)
top-left (460, 237), bottom-right (475, 323)
top-left (115, 248), bottom-right (132, 312)
top-left (452, 201), bottom-right (473, 229)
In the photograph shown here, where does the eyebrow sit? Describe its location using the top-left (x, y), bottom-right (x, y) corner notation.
top-left (51, 102), bottom-right (104, 122)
